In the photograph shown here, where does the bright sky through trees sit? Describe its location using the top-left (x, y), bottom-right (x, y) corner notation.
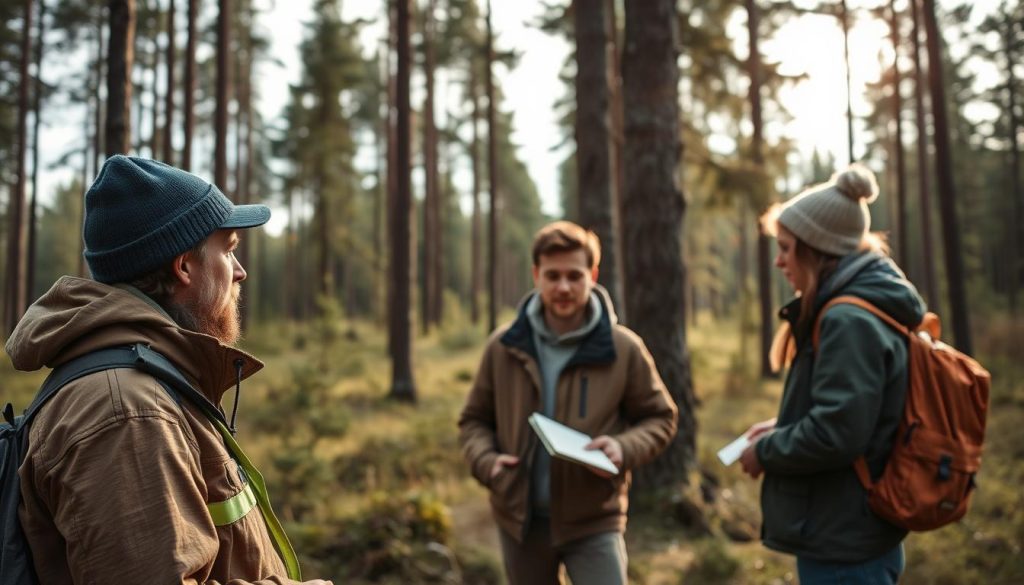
top-left (33, 0), bottom-right (1007, 225)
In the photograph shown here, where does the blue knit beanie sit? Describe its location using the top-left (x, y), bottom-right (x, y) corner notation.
top-left (84, 155), bottom-right (271, 283)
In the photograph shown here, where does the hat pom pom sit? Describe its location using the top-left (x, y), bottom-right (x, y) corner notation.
top-left (834, 163), bottom-right (879, 204)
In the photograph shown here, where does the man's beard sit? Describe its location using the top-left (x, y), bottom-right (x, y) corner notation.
top-left (169, 282), bottom-right (242, 345)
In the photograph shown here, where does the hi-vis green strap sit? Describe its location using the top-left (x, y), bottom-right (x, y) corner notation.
top-left (208, 418), bottom-right (302, 581)
top-left (208, 483), bottom-right (257, 526)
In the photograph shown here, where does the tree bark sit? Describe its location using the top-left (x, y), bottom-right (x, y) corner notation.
top-left (1004, 17), bottom-right (1021, 314)
top-left (149, 24), bottom-right (161, 158)
top-left (5, 0), bottom-right (33, 334)
top-left (163, 0), bottom-right (175, 163)
top-left (606, 0), bottom-right (626, 312)
top-left (575, 0), bottom-right (624, 317)
top-left (386, 0), bottom-right (398, 355)
top-left (921, 0), bottom-right (971, 354)
top-left (622, 0), bottom-right (696, 492)
top-left (182, 0), bottom-right (196, 170)
top-left (422, 0), bottom-right (439, 331)
top-left (375, 42), bottom-right (387, 323)
top-left (93, 8), bottom-right (105, 176)
top-left (27, 0), bottom-right (45, 303)
top-left (909, 0), bottom-right (939, 308)
top-left (390, 0), bottom-right (417, 402)
top-left (105, 0), bottom-right (135, 156)
top-left (215, 0), bottom-right (230, 188)
top-left (486, 0), bottom-right (498, 333)
top-left (841, 0), bottom-right (855, 163)
top-left (889, 0), bottom-right (908, 270)
top-left (470, 61), bottom-right (482, 324)
top-left (746, 0), bottom-right (774, 379)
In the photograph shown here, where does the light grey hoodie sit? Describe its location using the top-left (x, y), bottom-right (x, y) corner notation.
top-left (526, 291), bottom-right (603, 515)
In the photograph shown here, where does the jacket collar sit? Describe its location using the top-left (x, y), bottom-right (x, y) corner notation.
top-left (5, 276), bottom-right (262, 406)
top-left (501, 284), bottom-right (618, 367)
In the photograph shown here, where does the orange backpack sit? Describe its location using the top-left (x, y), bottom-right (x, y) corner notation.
top-left (813, 296), bottom-right (991, 531)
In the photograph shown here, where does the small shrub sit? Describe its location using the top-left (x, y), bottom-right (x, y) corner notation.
top-left (439, 292), bottom-right (485, 351)
top-left (683, 538), bottom-right (740, 583)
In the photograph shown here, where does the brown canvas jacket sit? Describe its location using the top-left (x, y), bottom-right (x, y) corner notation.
top-left (458, 289), bottom-right (678, 546)
top-left (5, 276), bottom-right (308, 584)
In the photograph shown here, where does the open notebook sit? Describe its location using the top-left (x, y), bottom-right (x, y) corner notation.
top-left (528, 413), bottom-right (619, 475)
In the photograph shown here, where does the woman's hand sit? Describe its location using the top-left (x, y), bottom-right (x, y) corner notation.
top-left (739, 418), bottom-right (776, 479)
top-left (745, 417), bottom-right (777, 441)
top-left (739, 440), bottom-right (764, 479)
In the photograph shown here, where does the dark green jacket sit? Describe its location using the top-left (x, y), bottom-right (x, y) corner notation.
top-left (757, 252), bottom-right (926, 562)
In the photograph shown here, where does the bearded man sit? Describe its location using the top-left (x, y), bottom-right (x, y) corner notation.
top-left (5, 155), bottom-right (332, 584)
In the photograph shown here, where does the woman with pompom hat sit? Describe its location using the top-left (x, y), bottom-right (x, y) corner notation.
top-left (737, 164), bottom-right (927, 584)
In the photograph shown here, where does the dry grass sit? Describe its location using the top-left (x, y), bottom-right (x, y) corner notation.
top-left (3, 309), bottom-right (1022, 584)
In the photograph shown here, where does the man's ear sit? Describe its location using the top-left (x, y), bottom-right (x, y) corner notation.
top-left (590, 265), bottom-right (599, 283)
top-left (171, 251), bottom-right (197, 287)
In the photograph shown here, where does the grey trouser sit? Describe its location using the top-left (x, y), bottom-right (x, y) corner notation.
top-left (498, 516), bottom-right (628, 585)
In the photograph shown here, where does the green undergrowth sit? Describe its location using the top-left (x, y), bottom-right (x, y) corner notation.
top-left (2, 308), bottom-right (1022, 583)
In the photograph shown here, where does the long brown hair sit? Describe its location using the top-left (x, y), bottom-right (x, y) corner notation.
top-left (762, 213), bottom-right (889, 372)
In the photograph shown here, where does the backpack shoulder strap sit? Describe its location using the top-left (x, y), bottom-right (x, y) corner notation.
top-left (20, 344), bottom-right (224, 428)
top-left (812, 295), bottom-right (911, 351)
top-left (22, 346), bottom-right (148, 424)
top-left (811, 295), bottom-right (913, 492)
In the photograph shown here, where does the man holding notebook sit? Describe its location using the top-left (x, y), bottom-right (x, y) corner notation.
top-left (458, 221), bottom-right (678, 585)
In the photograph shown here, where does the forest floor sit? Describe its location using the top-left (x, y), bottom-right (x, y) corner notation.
top-left (2, 309), bottom-right (1022, 584)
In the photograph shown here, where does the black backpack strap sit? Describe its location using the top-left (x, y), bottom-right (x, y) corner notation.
top-left (130, 344), bottom-right (227, 426)
top-left (20, 344), bottom-right (226, 429)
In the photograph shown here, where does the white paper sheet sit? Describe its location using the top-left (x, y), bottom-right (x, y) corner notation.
top-left (528, 412), bottom-right (619, 475)
top-left (717, 433), bottom-right (752, 466)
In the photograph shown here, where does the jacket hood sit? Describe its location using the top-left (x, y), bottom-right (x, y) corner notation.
top-left (817, 251), bottom-right (926, 328)
top-left (782, 251), bottom-right (926, 334)
top-left (4, 276), bottom-right (262, 402)
top-left (501, 283), bottom-right (618, 367)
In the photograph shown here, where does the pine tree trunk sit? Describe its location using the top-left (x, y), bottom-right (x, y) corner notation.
top-left (105, 0), bottom-right (135, 156)
top-left (606, 0), bottom-right (627, 314)
top-left (215, 0), bottom-right (230, 187)
top-left (622, 0), bottom-right (696, 493)
top-left (485, 0), bottom-right (498, 333)
top-left (390, 0), bottom-right (417, 402)
top-left (909, 0), bottom-right (939, 308)
top-left (149, 27), bottom-right (161, 158)
top-left (575, 0), bottom-right (624, 317)
top-left (4, 0), bottom-right (33, 334)
top-left (422, 0), bottom-right (438, 331)
top-left (921, 0), bottom-right (972, 354)
top-left (1004, 19), bottom-right (1020, 314)
top-left (27, 0), bottom-right (45, 303)
top-left (163, 0), bottom-right (175, 163)
top-left (746, 0), bottom-right (774, 379)
top-left (387, 0), bottom-right (398, 355)
top-left (236, 2), bottom-right (253, 325)
top-left (92, 8), bottom-right (105, 177)
top-left (889, 0), bottom-right (908, 269)
top-left (841, 0), bottom-right (855, 162)
top-left (374, 43), bottom-right (386, 323)
top-left (182, 0), bottom-right (196, 170)
top-left (470, 63), bottom-right (482, 324)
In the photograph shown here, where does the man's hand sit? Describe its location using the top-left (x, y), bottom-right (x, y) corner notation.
top-left (584, 435), bottom-right (623, 478)
top-left (489, 454), bottom-right (520, 479)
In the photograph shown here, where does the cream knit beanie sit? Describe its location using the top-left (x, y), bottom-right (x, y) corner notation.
top-left (777, 163), bottom-right (879, 256)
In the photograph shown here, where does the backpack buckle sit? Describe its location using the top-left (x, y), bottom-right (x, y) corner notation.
top-left (3, 402), bottom-right (14, 426)
top-left (937, 455), bottom-right (953, 481)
